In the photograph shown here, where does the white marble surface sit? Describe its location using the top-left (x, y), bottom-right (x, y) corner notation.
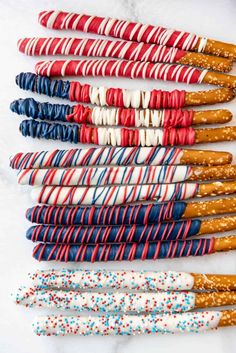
top-left (0, 0), bottom-right (236, 352)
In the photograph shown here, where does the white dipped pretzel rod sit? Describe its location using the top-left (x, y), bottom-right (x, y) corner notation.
top-left (33, 310), bottom-right (236, 335)
top-left (17, 164), bottom-right (236, 186)
top-left (9, 147), bottom-right (233, 170)
top-left (31, 180), bottom-right (236, 206)
top-left (38, 10), bottom-right (236, 59)
top-left (13, 286), bottom-right (236, 314)
top-left (28, 269), bottom-right (236, 292)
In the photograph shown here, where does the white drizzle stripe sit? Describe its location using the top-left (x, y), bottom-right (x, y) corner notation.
top-left (35, 59), bottom-right (205, 84)
top-left (39, 11), bottom-right (200, 51)
top-left (18, 37), bottom-right (182, 64)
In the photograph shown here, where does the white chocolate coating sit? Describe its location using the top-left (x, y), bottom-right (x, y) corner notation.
top-left (14, 287), bottom-right (196, 313)
top-left (31, 183), bottom-right (198, 206)
top-left (33, 311), bottom-right (222, 336)
top-left (17, 165), bottom-right (192, 186)
top-left (10, 147), bottom-right (184, 169)
top-left (29, 269), bottom-right (195, 291)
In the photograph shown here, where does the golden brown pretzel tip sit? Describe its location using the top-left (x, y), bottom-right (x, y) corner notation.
top-left (203, 71), bottom-right (236, 89)
top-left (192, 273), bottom-right (236, 291)
top-left (189, 165), bottom-right (236, 181)
top-left (199, 216), bottom-right (236, 235)
top-left (178, 52), bottom-right (233, 72)
top-left (192, 163), bottom-right (236, 179)
top-left (195, 39), bottom-right (236, 60)
top-left (198, 181), bottom-right (236, 197)
top-left (219, 310), bottom-right (236, 327)
top-left (180, 149), bottom-right (232, 166)
top-left (185, 87), bottom-right (235, 106)
top-left (192, 109), bottom-right (232, 125)
top-left (195, 126), bottom-right (236, 144)
top-left (213, 235), bottom-right (236, 253)
top-left (183, 197), bottom-right (236, 219)
top-left (195, 292), bottom-right (236, 308)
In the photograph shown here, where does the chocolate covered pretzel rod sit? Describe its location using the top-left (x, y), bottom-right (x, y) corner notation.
top-left (11, 98), bottom-right (233, 127)
top-left (26, 197), bottom-right (236, 225)
top-left (25, 215), bottom-right (236, 243)
top-left (32, 235), bottom-right (236, 262)
top-left (14, 287), bottom-right (236, 313)
top-left (38, 10), bottom-right (236, 59)
top-left (18, 37), bottom-right (233, 72)
top-left (10, 147), bottom-right (232, 170)
top-left (29, 269), bottom-right (236, 291)
top-left (31, 181), bottom-right (236, 206)
top-left (17, 165), bottom-right (236, 186)
top-left (19, 120), bottom-right (236, 147)
top-left (16, 73), bottom-right (235, 108)
top-left (33, 310), bottom-right (236, 336)
top-left (35, 59), bottom-right (236, 88)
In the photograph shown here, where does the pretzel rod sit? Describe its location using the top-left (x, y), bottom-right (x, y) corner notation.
top-left (29, 269), bottom-right (236, 292)
top-left (38, 10), bottom-right (236, 59)
top-left (32, 235), bottom-right (236, 262)
top-left (26, 197), bottom-right (236, 226)
top-left (35, 59), bottom-right (236, 88)
top-left (16, 73), bottom-right (235, 108)
top-left (10, 147), bottom-right (232, 170)
top-left (31, 181), bottom-right (236, 206)
top-left (14, 287), bottom-right (236, 313)
top-left (33, 310), bottom-right (236, 336)
top-left (17, 165), bottom-right (236, 187)
top-left (11, 98), bottom-right (233, 127)
top-left (18, 37), bottom-right (233, 72)
top-left (25, 215), bottom-right (236, 243)
top-left (19, 120), bottom-right (236, 147)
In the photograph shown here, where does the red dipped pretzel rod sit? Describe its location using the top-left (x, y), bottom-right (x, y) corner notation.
top-left (35, 59), bottom-right (236, 88)
top-left (38, 10), bottom-right (236, 59)
top-left (18, 37), bottom-right (233, 72)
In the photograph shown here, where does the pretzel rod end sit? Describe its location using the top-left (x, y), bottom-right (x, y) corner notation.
top-left (203, 72), bottom-right (236, 89)
top-left (219, 310), bottom-right (236, 327)
top-left (213, 236), bottom-right (236, 253)
top-left (192, 273), bottom-right (236, 291)
top-left (181, 149), bottom-right (232, 166)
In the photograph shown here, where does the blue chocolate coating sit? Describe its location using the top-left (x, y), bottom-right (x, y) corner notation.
top-left (15, 73), bottom-right (70, 99)
top-left (26, 220), bottom-right (201, 243)
top-left (33, 238), bottom-right (213, 261)
top-left (10, 98), bottom-right (72, 122)
top-left (26, 203), bottom-right (187, 225)
top-left (20, 120), bottom-right (79, 143)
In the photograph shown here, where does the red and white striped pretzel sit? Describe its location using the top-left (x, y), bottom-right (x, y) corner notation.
top-left (35, 59), bottom-right (236, 88)
top-left (18, 37), bottom-right (233, 72)
top-left (38, 10), bottom-right (236, 59)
